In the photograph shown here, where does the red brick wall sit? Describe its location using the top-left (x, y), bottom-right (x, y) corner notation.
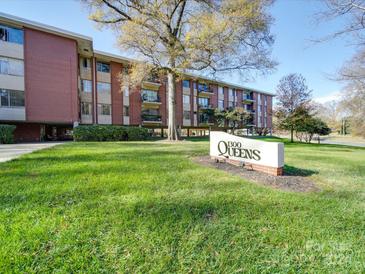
top-left (236, 89), bottom-right (243, 107)
top-left (111, 62), bottom-right (123, 125)
top-left (129, 86), bottom-right (141, 125)
top-left (175, 80), bottom-right (183, 126)
top-left (24, 28), bottom-right (78, 124)
top-left (210, 84), bottom-right (218, 108)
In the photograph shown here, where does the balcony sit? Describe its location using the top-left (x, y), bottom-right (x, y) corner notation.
top-left (242, 94), bottom-right (254, 104)
top-left (198, 85), bottom-right (213, 96)
top-left (198, 117), bottom-right (215, 126)
top-left (198, 104), bottom-right (214, 110)
top-left (141, 94), bottom-right (162, 106)
top-left (141, 113), bottom-right (162, 124)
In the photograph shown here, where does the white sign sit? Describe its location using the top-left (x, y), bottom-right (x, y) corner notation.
top-left (210, 131), bottom-right (284, 168)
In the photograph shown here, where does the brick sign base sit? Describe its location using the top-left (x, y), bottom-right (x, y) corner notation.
top-left (212, 156), bottom-right (284, 176)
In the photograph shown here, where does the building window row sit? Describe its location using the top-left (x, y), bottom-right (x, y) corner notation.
top-left (96, 62), bottom-right (110, 73)
top-left (183, 80), bottom-right (190, 88)
top-left (0, 24), bottom-right (24, 45)
top-left (97, 82), bottom-right (111, 93)
top-left (0, 57), bottom-right (24, 76)
top-left (183, 94), bottom-right (190, 105)
top-left (183, 110), bottom-right (190, 120)
top-left (81, 102), bottom-right (92, 115)
top-left (0, 89), bottom-right (24, 107)
top-left (81, 79), bottom-right (92, 93)
top-left (123, 106), bottom-right (129, 116)
top-left (198, 97), bottom-right (210, 108)
top-left (81, 58), bottom-right (91, 69)
top-left (98, 104), bottom-right (111, 115)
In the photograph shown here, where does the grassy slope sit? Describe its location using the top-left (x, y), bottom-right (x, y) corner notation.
top-left (0, 139), bottom-right (365, 273)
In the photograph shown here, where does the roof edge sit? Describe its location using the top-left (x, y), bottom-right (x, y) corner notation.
top-left (0, 12), bottom-right (92, 42)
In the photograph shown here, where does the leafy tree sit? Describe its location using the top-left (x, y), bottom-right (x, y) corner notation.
top-left (214, 107), bottom-right (250, 134)
top-left (83, 0), bottom-right (276, 140)
top-left (295, 116), bottom-right (331, 143)
top-left (275, 73), bottom-right (312, 142)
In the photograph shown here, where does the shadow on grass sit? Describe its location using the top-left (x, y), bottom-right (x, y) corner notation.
top-left (284, 164), bottom-right (318, 177)
top-left (184, 136), bottom-right (209, 142)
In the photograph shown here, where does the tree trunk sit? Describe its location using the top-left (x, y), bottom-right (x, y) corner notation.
top-left (167, 71), bottom-right (179, 141)
top-left (290, 127), bottom-right (294, 143)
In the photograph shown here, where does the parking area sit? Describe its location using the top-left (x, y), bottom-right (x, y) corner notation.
top-left (0, 142), bottom-right (64, 163)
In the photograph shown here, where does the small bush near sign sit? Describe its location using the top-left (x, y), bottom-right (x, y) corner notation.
top-left (0, 124), bottom-right (16, 144)
top-left (73, 125), bottom-right (149, 141)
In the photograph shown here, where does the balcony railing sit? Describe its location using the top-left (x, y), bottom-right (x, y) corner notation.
top-left (141, 94), bottom-right (161, 103)
top-left (242, 95), bottom-right (254, 103)
top-left (198, 104), bottom-right (214, 109)
top-left (141, 113), bottom-right (162, 122)
top-left (198, 88), bottom-right (214, 94)
top-left (243, 95), bottom-right (254, 100)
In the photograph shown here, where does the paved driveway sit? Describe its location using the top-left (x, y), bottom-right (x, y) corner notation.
top-left (0, 142), bottom-right (64, 163)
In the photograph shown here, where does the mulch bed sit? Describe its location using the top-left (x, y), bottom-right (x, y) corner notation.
top-left (192, 156), bottom-right (319, 193)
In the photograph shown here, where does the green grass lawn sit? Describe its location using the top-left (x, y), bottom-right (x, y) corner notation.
top-left (1, 139), bottom-right (365, 272)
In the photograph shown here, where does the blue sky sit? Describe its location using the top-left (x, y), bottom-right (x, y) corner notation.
top-left (1, 0), bottom-right (357, 102)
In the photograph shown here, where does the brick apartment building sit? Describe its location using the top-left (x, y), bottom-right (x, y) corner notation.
top-left (0, 12), bottom-right (274, 142)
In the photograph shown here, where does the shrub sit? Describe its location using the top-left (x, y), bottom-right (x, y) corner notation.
top-left (0, 124), bottom-right (16, 144)
top-left (73, 125), bottom-right (149, 141)
top-left (125, 126), bottom-right (149, 141)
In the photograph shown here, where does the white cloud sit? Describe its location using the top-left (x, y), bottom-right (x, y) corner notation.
top-left (313, 91), bottom-right (341, 104)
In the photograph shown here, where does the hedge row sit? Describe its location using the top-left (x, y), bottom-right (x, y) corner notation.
top-left (73, 125), bottom-right (149, 141)
top-left (0, 124), bottom-right (16, 144)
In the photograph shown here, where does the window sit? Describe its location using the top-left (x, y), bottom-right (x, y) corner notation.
top-left (198, 83), bottom-right (209, 93)
top-left (81, 80), bottom-right (92, 92)
top-left (218, 86), bottom-right (224, 95)
top-left (81, 102), bottom-right (91, 115)
top-left (82, 58), bottom-right (91, 69)
top-left (98, 104), bottom-right (111, 115)
top-left (228, 101), bottom-right (234, 108)
top-left (198, 97), bottom-right (209, 108)
top-left (141, 89), bottom-right (159, 102)
top-left (123, 106), bottom-right (129, 116)
top-left (193, 82), bottom-right (197, 90)
top-left (97, 82), bottom-right (111, 92)
top-left (0, 57), bottom-right (24, 76)
top-left (124, 86), bottom-right (129, 96)
top-left (0, 89), bottom-right (24, 107)
top-left (0, 24), bottom-right (24, 44)
top-left (183, 110), bottom-right (190, 120)
top-left (218, 100), bottom-right (224, 110)
top-left (142, 108), bottom-right (159, 115)
top-left (264, 96), bottom-right (267, 106)
top-left (183, 80), bottom-right (190, 88)
top-left (96, 62), bottom-right (110, 73)
top-left (229, 88), bottom-right (233, 97)
top-left (183, 94), bottom-right (190, 104)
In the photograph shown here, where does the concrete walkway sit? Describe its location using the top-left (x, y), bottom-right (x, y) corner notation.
top-left (0, 142), bottom-right (64, 163)
top-left (321, 139), bottom-right (365, 147)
